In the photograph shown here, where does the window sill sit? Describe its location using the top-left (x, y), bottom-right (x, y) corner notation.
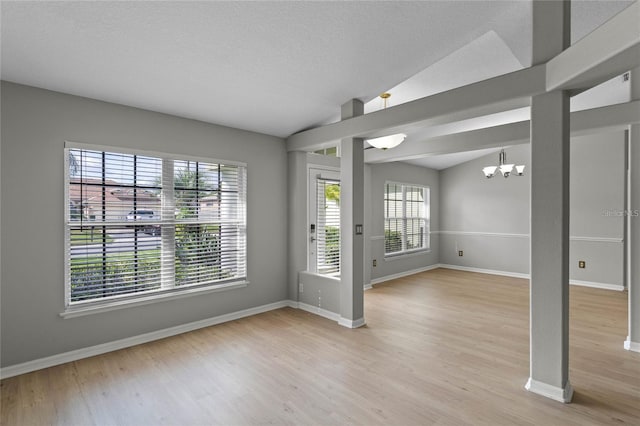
top-left (60, 281), bottom-right (249, 319)
top-left (384, 249), bottom-right (431, 262)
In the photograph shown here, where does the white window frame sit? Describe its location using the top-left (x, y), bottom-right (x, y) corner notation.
top-left (308, 167), bottom-right (341, 276)
top-left (312, 145), bottom-right (340, 157)
top-left (384, 181), bottom-right (430, 258)
top-left (62, 142), bottom-right (248, 317)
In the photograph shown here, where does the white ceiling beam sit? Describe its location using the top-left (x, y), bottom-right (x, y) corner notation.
top-left (570, 99), bottom-right (640, 136)
top-left (365, 100), bottom-right (640, 163)
top-left (546, 1), bottom-right (640, 91)
top-left (286, 65), bottom-right (546, 151)
top-left (364, 121), bottom-right (529, 163)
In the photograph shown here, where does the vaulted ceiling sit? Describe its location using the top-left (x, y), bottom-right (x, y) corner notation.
top-left (1, 0), bottom-right (634, 167)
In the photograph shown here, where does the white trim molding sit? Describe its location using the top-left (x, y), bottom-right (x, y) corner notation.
top-left (569, 279), bottom-right (624, 292)
top-left (338, 317), bottom-right (366, 329)
top-left (1, 300), bottom-right (290, 380)
top-left (525, 378), bottom-right (574, 403)
top-left (624, 338), bottom-right (640, 352)
top-left (292, 301), bottom-right (364, 328)
top-left (439, 264), bottom-right (530, 280)
top-left (439, 264), bottom-right (624, 291)
top-left (296, 301), bottom-right (341, 322)
top-left (437, 230), bottom-right (623, 244)
top-left (569, 236), bottom-right (623, 243)
top-left (384, 249), bottom-right (432, 262)
top-left (370, 264), bottom-right (440, 285)
top-left (437, 230), bottom-right (529, 239)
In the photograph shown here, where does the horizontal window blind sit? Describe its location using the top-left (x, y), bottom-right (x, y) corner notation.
top-left (66, 147), bottom-right (246, 305)
top-left (384, 182), bottom-right (429, 256)
top-left (316, 178), bottom-right (340, 275)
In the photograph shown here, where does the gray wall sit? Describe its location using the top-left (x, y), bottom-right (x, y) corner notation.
top-left (4, 80), bottom-right (625, 369)
top-left (287, 151), bottom-right (307, 302)
top-left (439, 131), bottom-right (626, 286)
top-left (298, 271), bottom-right (340, 314)
top-left (439, 144), bottom-right (530, 273)
top-left (288, 152), bottom-right (341, 312)
top-left (288, 155), bottom-right (440, 315)
top-left (288, 152), bottom-right (440, 313)
top-left (1, 82), bottom-right (288, 367)
top-left (369, 162), bottom-right (440, 281)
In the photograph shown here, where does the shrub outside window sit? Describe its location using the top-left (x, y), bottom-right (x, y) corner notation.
top-left (384, 182), bottom-right (429, 256)
top-left (316, 178), bottom-right (340, 275)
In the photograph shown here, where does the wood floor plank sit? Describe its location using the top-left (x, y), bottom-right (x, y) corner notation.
top-left (1, 269), bottom-right (639, 425)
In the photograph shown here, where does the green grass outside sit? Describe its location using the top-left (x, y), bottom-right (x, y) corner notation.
top-left (70, 229), bottom-right (114, 246)
top-left (70, 249), bottom-right (160, 265)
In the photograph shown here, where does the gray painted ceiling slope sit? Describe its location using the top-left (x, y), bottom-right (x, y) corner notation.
top-left (1, 0), bottom-right (632, 143)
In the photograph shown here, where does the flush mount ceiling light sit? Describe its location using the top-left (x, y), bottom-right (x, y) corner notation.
top-left (365, 93), bottom-right (406, 150)
top-left (366, 133), bottom-right (407, 150)
top-left (482, 149), bottom-right (525, 179)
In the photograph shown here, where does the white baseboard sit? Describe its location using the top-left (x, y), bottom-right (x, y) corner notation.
top-left (439, 264), bottom-right (624, 291)
top-left (364, 283), bottom-right (373, 291)
top-left (439, 264), bottom-right (529, 279)
top-left (525, 378), bottom-right (574, 403)
top-left (338, 317), bottom-right (366, 329)
top-left (369, 263), bottom-right (440, 286)
top-left (296, 301), bottom-right (341, 322)
top-left (569, 279), bottom-right (624, 292)
top-left (0, 300), bottom-right (290, 380)
top-left (293, 301), bottom-right (364, 328)
top-left (624, 338), bottom-right (640, 352)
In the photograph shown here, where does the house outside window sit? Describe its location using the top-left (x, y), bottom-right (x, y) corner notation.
top-left (384, 182), bottom-right (429, 256)
top-left (65, 144), bottom-right (247, 309)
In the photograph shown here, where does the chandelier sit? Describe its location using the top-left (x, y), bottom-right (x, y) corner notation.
top-left (365, 93), bottom-right (406, 150)
top-left (482, 149), bottom-right (525, 178)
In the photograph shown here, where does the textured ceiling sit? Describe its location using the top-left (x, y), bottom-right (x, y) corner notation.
top-left (1, 0), bottom-right (634, 147)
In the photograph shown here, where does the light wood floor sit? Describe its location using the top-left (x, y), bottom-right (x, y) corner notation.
top-left (2, 269), bottom-right (639, 425)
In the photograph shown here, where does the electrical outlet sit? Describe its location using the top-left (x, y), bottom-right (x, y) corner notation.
top-left (299, 283), bottom-right (304, 293)
top-left (458, 250), bottom-right (464, 257)
top-left (578, 260), bottom-right (586, 269)
top-left (373, 259), bottom-right (377, 267)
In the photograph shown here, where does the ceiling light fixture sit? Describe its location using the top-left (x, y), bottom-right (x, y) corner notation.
top-left (482, 149), bottom-right (525, 179)
top-left (365, 93), bottom-right (406, 150)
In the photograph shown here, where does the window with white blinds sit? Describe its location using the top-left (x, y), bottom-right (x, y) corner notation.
top-left (66, 146), bottom-right (247, 306)
top-left (384, 182), bottom-right (429, 256)
top-left (316, 178), bottom-right (340, 275)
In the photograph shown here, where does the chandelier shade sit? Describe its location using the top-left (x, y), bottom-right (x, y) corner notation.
top-left (482, 149), bottom-right (524, 179)
top-left (482, 166), bottom-right (498, 178)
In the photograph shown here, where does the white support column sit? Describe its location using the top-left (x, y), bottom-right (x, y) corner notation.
top-left (626, 67), bottom-right (640, 352)
top-left (526, 0), bottom-right (573, 403)
top-left (339, 99), bottom-right (365, 328)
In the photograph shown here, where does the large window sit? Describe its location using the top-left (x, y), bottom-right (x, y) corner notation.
top-left (384, 182), bottom-right (429, 256)
top-left (65, 145), bottom-right (246, 308)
